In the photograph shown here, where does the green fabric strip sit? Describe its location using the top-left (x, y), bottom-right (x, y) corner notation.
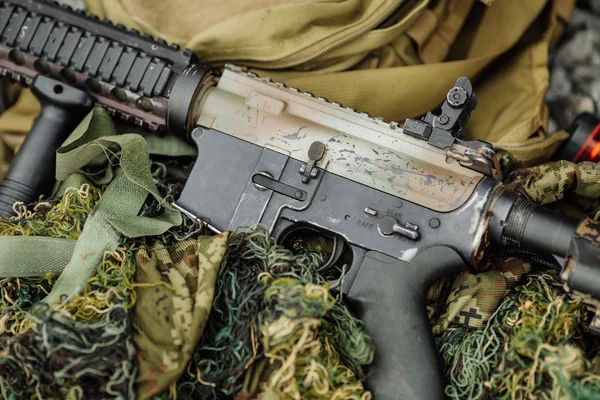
top-left (0, 108), bottom-right (187, 301)
top-left (144, 132), bottom-right (197, 157)
top-left (0, 236), bottom-right (76, 277)
top-left (41, 108), bottom-right (182, 303)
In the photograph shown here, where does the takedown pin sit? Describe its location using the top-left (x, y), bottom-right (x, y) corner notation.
top-left (299, 141), bottom-right (325, 183)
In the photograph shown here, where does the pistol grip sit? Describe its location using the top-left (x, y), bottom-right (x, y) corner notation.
top-left (0, 76), bottom-right (94, 217)
top-left (346, 247), bottom-right (466, 400)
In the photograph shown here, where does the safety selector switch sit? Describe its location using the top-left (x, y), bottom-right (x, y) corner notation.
top-left (378, 216), bottom-right (420, 241)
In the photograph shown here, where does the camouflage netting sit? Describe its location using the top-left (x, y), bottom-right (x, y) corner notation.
top-left (438, 270), bottom-right (600, 400)
top-left (1, 158), bottom-right (600, 399)
top-left (0, 159), bottom-right (374, 400)
top-left (429, 160), bottom-right (600, 399)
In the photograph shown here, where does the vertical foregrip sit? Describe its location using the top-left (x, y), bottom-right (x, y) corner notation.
top-left (0, 76), bottom-right (93, 217)
top-left (0, 0), bottom-right (207, 134)
top-left (346, 247), bottom-right (466, 400)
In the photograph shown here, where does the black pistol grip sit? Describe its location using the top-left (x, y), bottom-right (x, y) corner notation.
top-left (346, 246), bottom-right (465, 400)
top-left (0, 76), bottom-right (94, 218)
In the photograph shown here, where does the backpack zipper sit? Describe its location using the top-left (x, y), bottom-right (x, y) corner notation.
top-left (236, 0), bottom-right (404, 69)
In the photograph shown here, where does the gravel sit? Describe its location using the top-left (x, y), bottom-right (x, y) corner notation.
top-left (548, 1), bottom-right (600, 129)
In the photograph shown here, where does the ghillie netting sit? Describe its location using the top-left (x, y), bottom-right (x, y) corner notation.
top-left (0, 170), bottom-right (375, 399)
top-left (177, 227), bottom-right (373, 400)
top-left (0, 185), bottom-right (139, 399)
top-left (1, 159), bottom-right (600, 399)
top-left (0, 303), bottom-right (136, 400)
top-left (439, 270), bottom-right (600, 399)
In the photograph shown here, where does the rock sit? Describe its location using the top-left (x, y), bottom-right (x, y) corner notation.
top-left (589, 80), bottom-right (600, 106)
top-left (548, 96), bottom-right (579, 129)
top-left (548, 5), bottom-right (600, 131)
top-left (572, 65), bottom-right (600, 93)
top-left (591, 51), bottom-right (600, 66)
top-left (547, 67), bottom-right (572, 102)
top-left (588, 0), bottom-right (600, 16)
top-left (576, 96), bottom-right (596, 115)
top-left (548, 117), bottom-right (559, 135)
top-left (554, 30), bottom-right (598, 68)
top-left (570, 8), bottom-right (600, 31)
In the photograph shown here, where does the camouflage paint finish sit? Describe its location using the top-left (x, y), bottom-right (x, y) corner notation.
top-left (576, 217), bottom-right (600, 245)
top-left (195, 66), bottom-right (484, 212)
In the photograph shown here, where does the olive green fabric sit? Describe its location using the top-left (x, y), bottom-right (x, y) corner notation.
top-left (439, 269), bottom-right (600, 400)
top-left (0, 0), bottom-right (574, 180)
top-left (1, 117), bottom-right (600, 398)
top-left (0, 108), bottom-right (183, 304)
top-left (0, 89), bottom-right (39, 179)
top-left (134, 234), bottom-right (229, 399)
top-left (256, 277), bottom-right (371, 399)
top-left (0, 237), bottom-right (76, 277)
top-left (427, 257), bottom-right (532, 333)
top-left (505, 160), bottom-right (600, 219)
top-left (46, 109), bottom-right (182, 303)
top-left (0, 184), bottom-right (234, 399)
top-left (0, 107), bottom-right (234, 397)
top-left (427, 160), bottom-right (600, 398)
top-left (88, 0), bottom-right (572, 164)
top-left (425, 161), bottom-right (600, 336)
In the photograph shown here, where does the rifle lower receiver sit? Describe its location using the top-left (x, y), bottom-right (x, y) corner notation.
top-left (174, 67), bottom-right (600, 399)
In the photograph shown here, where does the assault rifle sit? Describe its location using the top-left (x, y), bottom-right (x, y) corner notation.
top-left (1, 1), bottom-right (600, 399)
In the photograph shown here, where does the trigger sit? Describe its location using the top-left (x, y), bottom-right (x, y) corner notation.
top-left (317, 236), bottom-right (345, 272)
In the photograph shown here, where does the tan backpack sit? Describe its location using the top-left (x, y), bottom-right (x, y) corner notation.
top-left (0, 0), bottom-right (574, 178)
